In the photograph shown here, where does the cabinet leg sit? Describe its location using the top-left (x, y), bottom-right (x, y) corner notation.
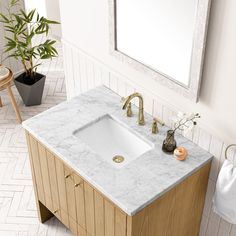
top-left (37, 200), bottom-right (54, 223)
top-left (6, 85), bottom-right (22, 123)
top-left (0, 96), bottom-right (2, 107)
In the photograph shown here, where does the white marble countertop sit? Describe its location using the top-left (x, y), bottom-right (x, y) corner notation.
top-left (22, 86), bottom-right (213, 216)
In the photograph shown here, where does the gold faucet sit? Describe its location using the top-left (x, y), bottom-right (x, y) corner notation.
top-left (122, 92), bottom-right (145, 125)
top-left (152, 117), bottom-right (165, 134)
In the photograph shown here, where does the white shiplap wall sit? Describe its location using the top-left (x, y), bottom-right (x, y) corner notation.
top-left (62, 40), bottom-right (236, 236)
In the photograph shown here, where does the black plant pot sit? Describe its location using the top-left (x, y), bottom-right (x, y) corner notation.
top-left (14, 72), bottom-right (46, 106)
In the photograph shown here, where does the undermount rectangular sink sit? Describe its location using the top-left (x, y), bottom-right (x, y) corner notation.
top-left (73, 114), bottom-right (154, 168)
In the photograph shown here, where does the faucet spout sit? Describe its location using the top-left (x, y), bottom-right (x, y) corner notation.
top-left (122, 92), bottom-right (145, 125)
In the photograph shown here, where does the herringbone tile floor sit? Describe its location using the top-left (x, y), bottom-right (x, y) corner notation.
top-left (0, 44), bottom-right (74, 235)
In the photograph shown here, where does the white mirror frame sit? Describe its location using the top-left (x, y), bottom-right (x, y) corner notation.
top-left (109, 0), bottom-right (212, 102)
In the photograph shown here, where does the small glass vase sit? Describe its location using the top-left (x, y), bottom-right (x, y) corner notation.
top-left (162, 130), bottom-right (177, 154)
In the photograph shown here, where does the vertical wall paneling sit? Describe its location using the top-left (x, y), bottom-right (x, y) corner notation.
top-left (198, 129), bottom-right (212, 152)
top-left (86, 58), bottom-right (95, 90)
top-left (117, 78), bottom-right (127, 98)
top-left (153, 99), bottom-right (164, 121)
top-left (62, 43), bottom-right (71, 98)
top-left (94, 65), bottom-right (103, 87)
top-left (142, 93), bottom-right (154, 116)
top-left (109, 74), bottom-right (119, 94)
top-left (230, 225), bottom-right (236, 236)
top-left (217, 219), bottom-right (232, 236)
top-left (80, 53), bottom-right (89, 93)
top-left (209, 137), bottom-right (224, 181)
top-left (205, 211), bottom-right (221, 236)
top-left (72, 46), bottom-right (81, 95)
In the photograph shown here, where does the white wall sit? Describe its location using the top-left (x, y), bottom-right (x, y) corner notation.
top-left (59, 0), bottom-right (236, 235)
top-left (24, 0), bottom-right (47, 16)
top-left (45, 0), bottom-right (62, 39)
top-left (0, 0), bottom-right (24, 73)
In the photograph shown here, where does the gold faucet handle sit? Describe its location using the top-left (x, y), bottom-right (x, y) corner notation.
top-left (152, 118), bottom-right (165, 134)
top-left (154, 117), bottom-right (165, 126)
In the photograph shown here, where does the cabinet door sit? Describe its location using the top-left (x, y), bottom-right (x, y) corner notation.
top-left (74, 173), bottom-right (86, 229)
top-left (55, 158), bottom-right (70, 227)
top-left (64, 166), bottom-right (78, 234)
top-left (47, 151), bottom-right (61, 219)
top-left (28, 135), bottom-right (45, 205)
top-left (37, 143), bottom-right (53, 211)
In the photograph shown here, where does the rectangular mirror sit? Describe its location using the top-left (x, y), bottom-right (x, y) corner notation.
top-left (109, 0), bottom-right (212, 101)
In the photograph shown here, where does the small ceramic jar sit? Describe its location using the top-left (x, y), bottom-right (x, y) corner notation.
top-left (174, 147), bottom-right (188, 161)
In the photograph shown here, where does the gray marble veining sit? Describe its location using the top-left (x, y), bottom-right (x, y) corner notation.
top-left (22, 86), bottom-right (213, 216)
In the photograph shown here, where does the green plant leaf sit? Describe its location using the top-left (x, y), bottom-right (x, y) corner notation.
top-left (0, 13), bottom-right (10, 23)
top-left (4, 44), bottom-right (17, 52)
top-left (28, 9), bottom-right (36, 21)
top-left (45, 19), bottom-right (60, 24)
top-left (10, 0), bottom-right (19, 7)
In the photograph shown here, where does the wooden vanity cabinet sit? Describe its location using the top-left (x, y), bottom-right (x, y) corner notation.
top-left (26, 132), bottom-right (211, 236)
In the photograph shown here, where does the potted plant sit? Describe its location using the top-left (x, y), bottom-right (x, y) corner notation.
top-left (0, 0), bottom-right (59, 106)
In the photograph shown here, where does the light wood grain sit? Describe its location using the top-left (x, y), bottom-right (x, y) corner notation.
top-left (64, 166), bottom-right (77, 219)
top-left (84, 182), bottom-right (95, 236)
top-left (104, 200), bottom-right (115, 236)
top-left (0, 69), bottom-right (22, 123)
top-left (115, 208), bottom-right (127, 236)
top-left (74, 173), bottom-right (86, 229)
top-left (94, 191), bottom-right (105, 236)
top-left (55, 157), bottom-right (69, 227)
top-left (28, 135), bottom-right (45, 205)
top-left (69, 216), bottom-right (78, 236)
top-left (47, 150), bottom-right (61, 219)
top-left (25, 132), bottom-right (53, 223)
top-left (78, 225), bottom-right (87, 236)
top-left (26, 132), bottom-right (211, 236)
top-left (6, 85), bottom-right (22, 123)
top-left (38, 143), bottom-right (53, 211)
top-left (127, 162), bottom-right (211, 236)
